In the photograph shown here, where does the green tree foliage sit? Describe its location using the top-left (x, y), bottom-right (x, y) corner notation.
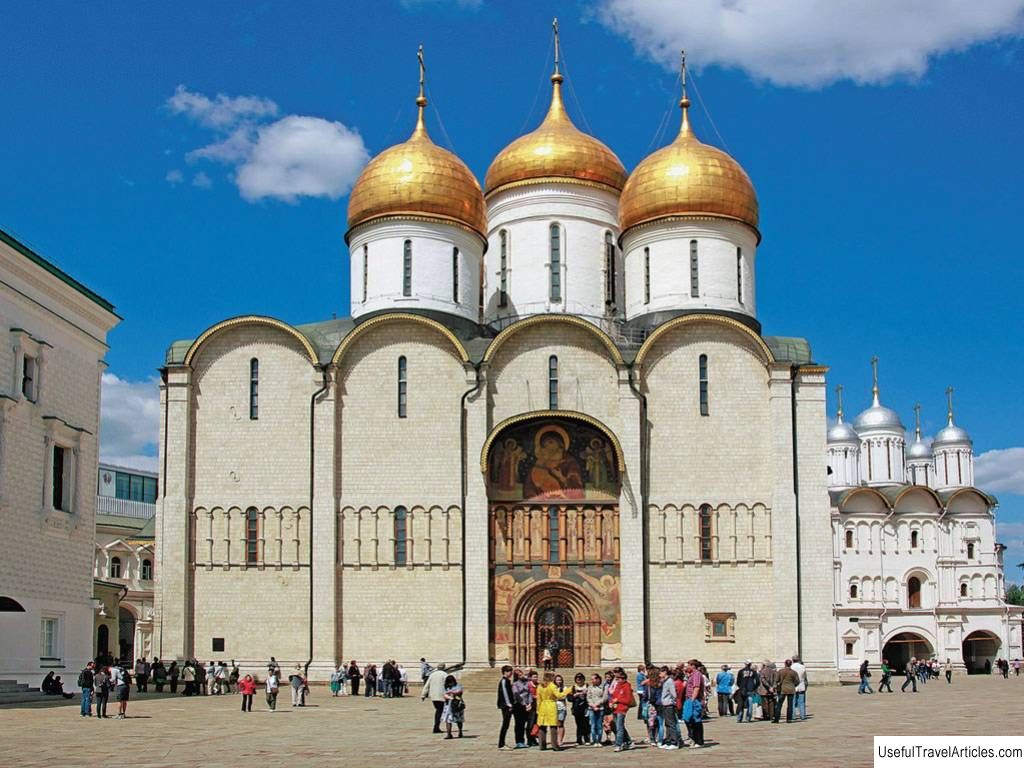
top-left (1006, 584), bottom-right (1024, 606)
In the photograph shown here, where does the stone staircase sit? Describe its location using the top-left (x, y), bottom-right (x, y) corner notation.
top-left (0, 679), bottom-right (42, 706)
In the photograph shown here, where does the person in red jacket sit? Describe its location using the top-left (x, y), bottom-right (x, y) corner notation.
top-left (608, 667), bottom-right (634, 752)
top-left (238, 674), bottom-right (257, 712)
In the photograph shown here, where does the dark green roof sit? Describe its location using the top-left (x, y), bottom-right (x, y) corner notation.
top-left (167, 313), bottom-right (813, 368)
top-left (96, 514), bottom-right (154, 535)
top-left (0, 227), bottom-right (117, 315)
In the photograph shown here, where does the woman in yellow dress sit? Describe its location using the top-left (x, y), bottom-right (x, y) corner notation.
top-left (536, 672), bottom-right (571, 751)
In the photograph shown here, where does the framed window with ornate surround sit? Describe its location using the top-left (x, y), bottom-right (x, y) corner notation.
top-left (704, 612), bottom-right (735, 642)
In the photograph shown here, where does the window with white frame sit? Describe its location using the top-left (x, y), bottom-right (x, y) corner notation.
top-left (40, 616), bottom-right (60, 661)
top-left (109, 556), bottom-right (122, 578)
top-left (141, 558), bottom-right (152, 581)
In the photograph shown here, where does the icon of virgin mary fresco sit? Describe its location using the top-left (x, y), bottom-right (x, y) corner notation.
top-left (522, 424), bottom-right (586, 500)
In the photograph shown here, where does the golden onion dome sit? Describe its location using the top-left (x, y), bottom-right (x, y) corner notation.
top-left (484, 72), bottom-right (627, 198)
top-left (620, 92), bottom-right (759, 238)
top-left (346, 53), bottom-right (486, 242)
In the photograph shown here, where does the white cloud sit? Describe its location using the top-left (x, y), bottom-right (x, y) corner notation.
top-left (596, 0), bottom-right (1024, 87)
top-left (976, 447), bottom-right (1024, 494)
top-left (167, 86), bottom-right (369, 202)
top-left (99, 373), bottom-right (160, 473)
top-left (166, 84), bottom-right (278, 128)
top-left (235, 116), bottom-right (370, 202)
top-left (165, 169), bottom-right (184, 184)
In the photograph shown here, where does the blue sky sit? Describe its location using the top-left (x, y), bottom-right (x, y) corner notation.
top-left (2, 1), bottom-right (1022, 573)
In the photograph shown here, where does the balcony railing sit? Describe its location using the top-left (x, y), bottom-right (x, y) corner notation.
top-left (96, 495), bottom-right (156, 519)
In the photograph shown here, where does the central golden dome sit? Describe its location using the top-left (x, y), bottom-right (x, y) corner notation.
top-left (619, 98), bottom-right (759, 237)
top-left (347, 80), bottom-right (486, 241)
top-left (485, 72), bottom-right (627, 198)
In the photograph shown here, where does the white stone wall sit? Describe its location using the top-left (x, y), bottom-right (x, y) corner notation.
top-left (622, 219), bottom-right (758, 322)
top-left (349, 220), bottom-right (483, 325)
top-left (859, 431), bottom-right (906, 486)
top-left (934, 446), bottom-right (974, 489)
top-left (828, 442), bottom-right (861, 488)
top-left (484, 184), bottom-right (621, 324)
top-left (0, 237), bottom-right (117, 686)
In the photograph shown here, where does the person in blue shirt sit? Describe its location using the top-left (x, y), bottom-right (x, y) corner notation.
top-left (715, 664), bottom-right (735, 716)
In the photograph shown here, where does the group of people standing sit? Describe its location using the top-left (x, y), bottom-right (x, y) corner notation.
top-left (495, 663), bottom-right (708, 753)
top-left (75, 661), bottom-right (132, 720)
top-left (330, 660), bottom-right (409, 698)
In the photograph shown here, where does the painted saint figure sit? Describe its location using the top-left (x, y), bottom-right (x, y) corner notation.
top-left (583, 437), bottom-right (616, 498)
top-left (491, 437), bottom-right (527, 494)
top-left (524, 425), bottom-right (585, 500)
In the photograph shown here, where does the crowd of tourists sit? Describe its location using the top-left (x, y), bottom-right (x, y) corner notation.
top-left (858, 656), bottom-right (1023, 694)
top-left (327, 659), bottom-right (411, 698)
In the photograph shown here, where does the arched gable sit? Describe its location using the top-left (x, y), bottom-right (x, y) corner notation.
top-left (332, 312), bottom-right (469, 367)
top-left (480, 409), bottom-right (625, 475)
top-left (184, 315), bottom-right (318, 367)
top-left (838, 487), bottom-right (891, 515)
top-left (483, 315), bottom-right (624, 367)
top-left (634, 313), bottom-right (774, 369)
top-left (892, 485), bottom-right (943, 515)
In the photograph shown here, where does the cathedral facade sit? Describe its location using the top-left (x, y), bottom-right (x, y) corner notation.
top-left (154, 49), bottom-right (1018, 680)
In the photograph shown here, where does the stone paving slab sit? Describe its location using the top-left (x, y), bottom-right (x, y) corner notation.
top-left (1, 675), bottom-right (1022, 767)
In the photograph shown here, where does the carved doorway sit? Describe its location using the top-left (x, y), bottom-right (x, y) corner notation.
top-left (536, 605), bottom-right (574, 668)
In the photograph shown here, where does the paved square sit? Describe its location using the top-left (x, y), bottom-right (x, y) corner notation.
top-left (2, 674), bottom-right (1022, 767)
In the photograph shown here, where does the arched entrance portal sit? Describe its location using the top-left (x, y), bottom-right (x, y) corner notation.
top-left (962, 630), bottom-right (1001, 674)
top-left (536, 606), bottom-right (574, 668)
top-left (118, 607), bottom-right (135, 663)
top-left (486, 413), bottom-right (624, 667)
top-left (882, 632), bottom-right (933, 671)
top-left (511, 582), bottom-right (601, 668)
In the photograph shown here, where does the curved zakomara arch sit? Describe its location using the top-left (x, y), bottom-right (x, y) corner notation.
top-left (633, 313), bottom-right (774, 369)
top-left (892, 485), bottom-right (943, 512)
top-left (945, 487), bottom-right (995, 509)
top-left (183, 315), bottom-right (318, 367)
top-left (480, 409), bottom-right (626, 475)
top-left (838, 487), bottom-right (892, 513)
top-left (482, 314), bottom-right (625, 367)
top-left (511, 579), bottom-right (599, 628)
top-left (331, 312), bottom-right (469, 367)
top-left (901, 565), bottom-right (935, 584)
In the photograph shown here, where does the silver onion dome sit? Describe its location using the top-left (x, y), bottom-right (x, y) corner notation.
top-left (933, 387), bottom-right (972, 446)
top-left (828, 419), bottom-right (860, 444)
top-left (854, 358), bottom-right (904, 432)
top-left (907, 435), bottom-right (933, 459)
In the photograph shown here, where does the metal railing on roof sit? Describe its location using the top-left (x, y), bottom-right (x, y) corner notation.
top-left (96, 495), bottom-right (156, 519)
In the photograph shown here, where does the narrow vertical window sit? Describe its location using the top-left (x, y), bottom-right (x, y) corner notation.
top-left (643, 247), bottom-right (651, 304)
top-left (549, 223), bottom-right (561, 302)
top-left (451, 247), bottom-right (460, 303)
top-left (397, 356), bottom-right (408, 418)
top-left (850, 584), bottom-right (858, 599)
top-left (245, 507), bottom-right (259, 565)
top-left (52, 445), bottom-right (65, 510)
top-left (548, 355), bottom-right (558, 410)
top-left (402, 239), bottom-right (412, 297)
top-left (736, 247), bottom-right (743, 304)
top-left (690, 239), bottom-right (699, 297)
top-left (699, 504), bottom-right (713, 561)
top-left (960, 582), bottom-right (968, 598)
top-left (966, 542), bottom-right (974, 559)
top-left (907, 576), bottom-right (922, 608)
top-left (498, 229), bottom-right (508, 307)
top-left (141, 559), bottom-right (152, 581)
top-left (699, 354), bottom-right (709, 416)
top-left (249, 358), bottom-right (259, 420)
top-left (548, 506), bottom-right (560, 563)
top-left (845, 529), bottom-right (854, 549)
top-left (394, 506), bottom-right (408, 566)
top-left (604, 231), bottom-right (616, 307)
top-left (362, 244), bottom-right (368, 303)
top-left (22, 355), bottom-right (36, 400)
top-left (109, 556), bottom-right (122, 578)
top-left (911, 530), bottom-right (919, 549)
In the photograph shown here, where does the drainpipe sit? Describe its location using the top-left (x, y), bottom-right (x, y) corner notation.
top-left (790, 365), bottom-right (803, 659)
top-left (304, 367), bottom-right (330, 679)
top-left (627, 366), bottom-right (650, 663)
top-left (459, 366), bottom-right (483, 670)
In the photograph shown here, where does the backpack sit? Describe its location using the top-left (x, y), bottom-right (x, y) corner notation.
top-left (77, 671), bottom-right (87, 687)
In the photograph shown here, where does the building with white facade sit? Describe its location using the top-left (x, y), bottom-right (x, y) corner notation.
top-left (94, 462), bottom-right (156, 663)
top-left (0, 227), bottom-right (119, 687)
top-left (829, 373), bottom-right (1022, 673)
top-left (153, 38), bottom-right (1018, 679)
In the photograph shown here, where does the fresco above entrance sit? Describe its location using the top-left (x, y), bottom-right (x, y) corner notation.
top-left (487, 419), bottom-right (620, 503)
